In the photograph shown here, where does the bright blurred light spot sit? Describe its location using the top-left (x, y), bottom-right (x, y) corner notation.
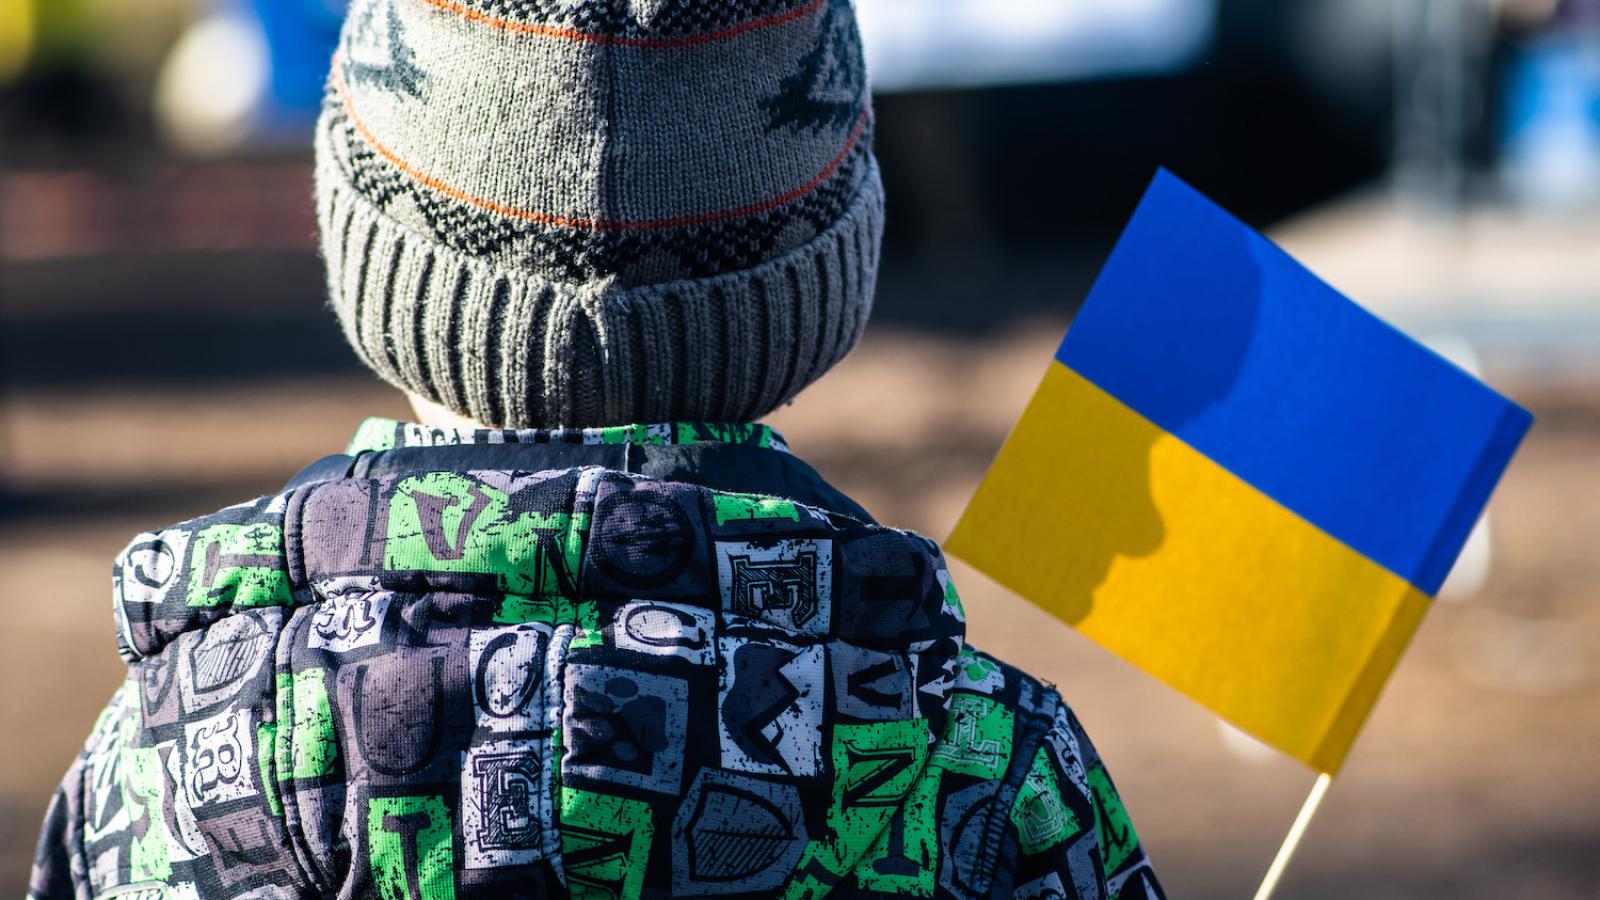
top-left (153, 13), bottom-right (271, 158)
top-left (1216, 719), bottom-right (1278, 764)
top-left (856, 0), bottom-right (1215, 91)
top-left (1439, 509), bottom-right (1493, 601)
top-left (1423, 334), bottom-right (1493, 602)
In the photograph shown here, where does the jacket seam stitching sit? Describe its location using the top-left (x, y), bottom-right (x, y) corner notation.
top-left (285, 487), bottom-right (311, 591)
top-left (69, 717), bottom-right (95, 899)
top-left (273, 608), bottom-right (337, 896)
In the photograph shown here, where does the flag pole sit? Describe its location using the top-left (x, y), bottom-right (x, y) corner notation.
top-left (1251, 772), bottom-right (1334, 900)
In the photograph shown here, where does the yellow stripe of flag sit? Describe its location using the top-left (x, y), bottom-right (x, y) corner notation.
top-left (949, 364), bottom-right (1431, 773)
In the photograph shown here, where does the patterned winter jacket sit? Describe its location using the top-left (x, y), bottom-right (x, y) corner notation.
top-left (31, 419), bottom-right (1164, 900)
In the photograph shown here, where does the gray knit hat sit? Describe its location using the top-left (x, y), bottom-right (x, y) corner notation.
top-left (314, 0), bottom-right (883, 428)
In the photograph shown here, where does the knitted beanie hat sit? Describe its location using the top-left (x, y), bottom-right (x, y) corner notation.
top-left (314, 0), bottom-right (883, 428)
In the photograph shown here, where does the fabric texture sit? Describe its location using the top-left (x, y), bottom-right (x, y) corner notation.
top-left (316, 0), bottom-right (884, 428)
top-left (31, 421), bottom-right (1164, 900)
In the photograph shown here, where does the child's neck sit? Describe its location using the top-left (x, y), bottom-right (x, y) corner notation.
top-left (406, 392), bottom-right (492, 431)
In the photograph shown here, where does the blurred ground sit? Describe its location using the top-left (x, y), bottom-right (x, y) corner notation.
top-left (3, 307), bottom-right (1598, 897)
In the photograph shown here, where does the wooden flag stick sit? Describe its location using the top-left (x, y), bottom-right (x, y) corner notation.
top-left (1251, 772), bottom-right (1335, 900)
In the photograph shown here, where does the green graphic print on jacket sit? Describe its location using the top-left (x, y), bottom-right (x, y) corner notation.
top-left (30, 419), bottom-right (1164, 899)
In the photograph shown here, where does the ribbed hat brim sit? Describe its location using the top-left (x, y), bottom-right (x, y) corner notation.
top-left (315, 112), bottom-right (884, 429)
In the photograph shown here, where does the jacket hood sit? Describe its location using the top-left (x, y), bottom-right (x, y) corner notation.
top-left (105, 435), bottom-right (974, 894)
top-left (114, 443), bottom-right (965, 676)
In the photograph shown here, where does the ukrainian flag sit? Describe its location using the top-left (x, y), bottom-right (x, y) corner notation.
top-left (948, 170), bottom-right (1532, 775)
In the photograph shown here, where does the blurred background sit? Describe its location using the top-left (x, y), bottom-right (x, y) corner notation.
top-left (2, 0), bottom-right (1598, 896)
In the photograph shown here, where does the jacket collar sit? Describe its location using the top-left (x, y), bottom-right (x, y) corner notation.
top-left (285, 418), bottom-right (874, 523)
top-left (347, 418), bottom-right (791, 455)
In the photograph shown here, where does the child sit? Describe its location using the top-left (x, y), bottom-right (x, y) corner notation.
top-left (31, 1), bottom-right (1163, 897)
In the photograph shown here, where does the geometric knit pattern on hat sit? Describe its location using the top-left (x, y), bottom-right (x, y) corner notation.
top-left (314, 0), bottom-right (885, 428)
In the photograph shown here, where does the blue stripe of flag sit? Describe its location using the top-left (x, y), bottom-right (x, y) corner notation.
top-left (1057, 169), bottom-right (1532, 595)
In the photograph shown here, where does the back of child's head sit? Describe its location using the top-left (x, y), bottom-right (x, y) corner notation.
top-left (316, 0), bottom-right (883, 429)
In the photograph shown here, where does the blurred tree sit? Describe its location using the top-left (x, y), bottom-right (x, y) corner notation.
top-left (0, 0), bottom-right (35, 85)
top-left (15, 0), bottom-right (93, 69)
top-left (1, 0), bottom-right (197, 160)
